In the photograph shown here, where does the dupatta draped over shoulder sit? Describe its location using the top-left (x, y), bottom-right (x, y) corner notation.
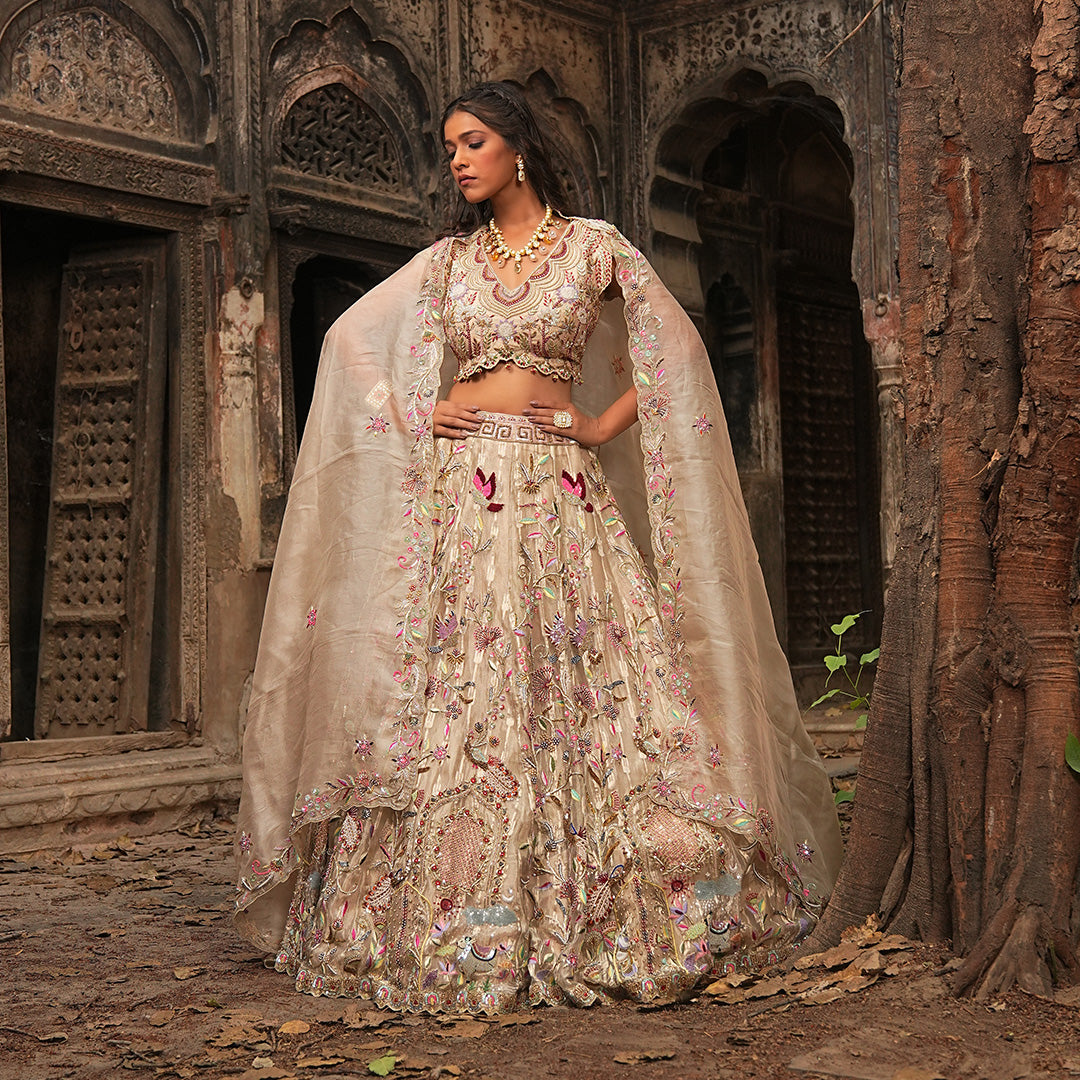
top-left (235, 219), bottom-right (842, 952)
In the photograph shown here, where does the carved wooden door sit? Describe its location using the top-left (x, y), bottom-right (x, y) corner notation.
top-left (35, 242), bottom-right (167, 738)
top-left (778, 288), bottom-right (876, 663)
top-left (0, 216), bottom-right (9, 739)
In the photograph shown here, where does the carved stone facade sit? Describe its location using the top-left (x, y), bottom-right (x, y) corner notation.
top-left (0, 0), bottom-right (897, 847)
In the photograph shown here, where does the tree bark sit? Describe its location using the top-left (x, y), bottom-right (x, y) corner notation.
top-left (810, 0), bottom-right (1080, 998)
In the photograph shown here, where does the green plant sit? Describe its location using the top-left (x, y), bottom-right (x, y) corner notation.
top-left (1067, 732), bottom-right (1080, 775)
top-left (811, 611), bottom-right (879, 733)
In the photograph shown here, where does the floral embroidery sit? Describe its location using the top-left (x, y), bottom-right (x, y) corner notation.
top-left (242, 223), bottom-right (826, 1017)
top-left (472, 467), bottom-right (504, 512)
top-left (693, 413), bottom-right (712, 436)
top-left (306, 606), bottom-right (317, 629)
top-left (367, 415), bottom-right (390, 434)
top-left (796, 841), bottom-right (814, 862)
top-left (560, 470), bottom-right (594, 513)
top-left (239, 831), bottom-right (252, 852)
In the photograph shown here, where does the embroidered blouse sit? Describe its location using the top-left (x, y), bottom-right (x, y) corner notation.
top-left (445, 218), bottom-right (612, 384)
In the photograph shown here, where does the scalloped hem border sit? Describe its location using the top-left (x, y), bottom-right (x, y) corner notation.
top-left (268, 940), bottom-right (797, 1016)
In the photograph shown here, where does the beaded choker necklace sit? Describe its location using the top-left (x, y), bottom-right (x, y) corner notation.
top-left (483, 205), bottom-right (558, 273)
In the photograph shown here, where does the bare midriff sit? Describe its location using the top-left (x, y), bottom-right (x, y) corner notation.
top-left (445, 360), bottom-right (572, 415)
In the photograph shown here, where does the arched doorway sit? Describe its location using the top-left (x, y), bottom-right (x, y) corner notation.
top-left (653, 75), bottom-right (882, 676)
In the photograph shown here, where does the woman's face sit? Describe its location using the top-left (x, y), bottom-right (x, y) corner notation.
top-left (442, 109), bottom-right (518, 205)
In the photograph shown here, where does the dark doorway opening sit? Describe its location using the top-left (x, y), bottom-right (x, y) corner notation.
top-left (287, 255), bottom-right (381, 451)
top-left (690, 84), bottom-right (882, 664)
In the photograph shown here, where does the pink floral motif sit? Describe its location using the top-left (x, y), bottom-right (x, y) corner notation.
top-left (366, 415), bottom-right (390, 434)
top-left (560, 470), bottom-right (594, 513)
top-left (528, 665), bottom-right (556, 703)
top-left (354, 737), bottom-right (373, 757)
top-left (610, 352), bottom-right (625, 375)
top-left (473, 468), bottom-right (504, 512)
top-left (239, 831), bottom-right (252, 852)
top-left (474, 625), bottom-right (503, 651)
top-left (668, 725), bottom-right (698, 755)
top-left (572, 684), bottom-right (595, 709)
top-left (306, 606), bottom-right (317, 629)
top-left (641, 391), bottom-right (671, 420)
top-left (693, 413), bottom-right (712, 436)
top-left (708, 744), bottom-right (725, 769)
top-left (401, 464), bottom-right (428, 497)
top-left (796, 841), bottom-right (814, 863)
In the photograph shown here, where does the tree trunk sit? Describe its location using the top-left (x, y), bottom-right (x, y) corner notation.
top-left (810, 0), bottom-right (1080, 998)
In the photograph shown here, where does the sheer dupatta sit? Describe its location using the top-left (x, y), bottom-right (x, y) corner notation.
top-left (234, 221), bottom-right (842, 951)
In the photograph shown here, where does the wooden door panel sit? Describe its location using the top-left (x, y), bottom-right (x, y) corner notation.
top-left (35, 242), bottom-right (166, 738)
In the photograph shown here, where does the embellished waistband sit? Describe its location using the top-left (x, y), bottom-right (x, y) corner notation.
top-left (468, 412), bottom-right (575, 445)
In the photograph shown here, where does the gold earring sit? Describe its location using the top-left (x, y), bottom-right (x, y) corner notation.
top-left (516, 156), bottom-right (525, 183)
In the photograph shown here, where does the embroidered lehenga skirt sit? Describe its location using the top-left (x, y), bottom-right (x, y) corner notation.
top-left (275, 414), bottom-right (818, 1013)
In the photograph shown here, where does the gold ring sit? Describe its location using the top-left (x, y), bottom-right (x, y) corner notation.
top-left (553, 410), bottom-right (572, 429)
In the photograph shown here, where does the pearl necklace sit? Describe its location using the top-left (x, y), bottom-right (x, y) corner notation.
top-left (483, 205), bottom-right (557, 272)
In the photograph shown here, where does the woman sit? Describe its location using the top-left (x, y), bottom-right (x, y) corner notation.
top-left (235, 82), bottom-right (842, 1014)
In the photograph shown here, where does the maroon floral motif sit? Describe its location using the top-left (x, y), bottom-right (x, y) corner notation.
top-left (472, 467), bottom-right (504, 511)
top-left (560, 470), bottom-right (594, 513)
top-left (474, 625), bottom-right (503, 651)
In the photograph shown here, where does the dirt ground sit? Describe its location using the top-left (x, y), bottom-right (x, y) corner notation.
top-left (1, 810), bottom-right (1077, 1080)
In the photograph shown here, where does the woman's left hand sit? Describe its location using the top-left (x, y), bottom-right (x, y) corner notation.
top-left (522, 401), bottom-right (602, 447)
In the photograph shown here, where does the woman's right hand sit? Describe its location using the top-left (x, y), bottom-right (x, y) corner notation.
top-left (432, 400), bottom-right (482, 438)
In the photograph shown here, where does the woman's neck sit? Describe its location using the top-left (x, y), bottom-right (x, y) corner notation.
top-left (488, 188), bottom-right (547, 244)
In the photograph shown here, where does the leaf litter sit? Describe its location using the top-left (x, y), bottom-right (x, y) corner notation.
top-left (705, 914), bottom-right (917, 1008)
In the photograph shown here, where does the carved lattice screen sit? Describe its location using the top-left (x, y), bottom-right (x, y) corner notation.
top-left (0, 217), bottom-right (8, 739)
top-left (777, 294), bottom-right (868, 662)
top-left (280, 84), bottom-right (404, 191)
top-left (35, 244), bottom-right (166, 738)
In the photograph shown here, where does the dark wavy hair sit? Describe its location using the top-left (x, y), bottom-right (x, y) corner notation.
top-left (441, 82), bottom-right (569, 235)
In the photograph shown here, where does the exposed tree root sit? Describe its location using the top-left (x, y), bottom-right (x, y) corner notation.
top-left (950, 903), bottom-right (1076, 1000)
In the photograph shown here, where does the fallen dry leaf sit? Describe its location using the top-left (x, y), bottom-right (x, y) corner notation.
top-left (82, 874), bottom-right (118, 894)
top-left (817, 941), bottom-right (863, 969)
top-left (613, 1049), bottom-right (676, 1064)
top-left (173, 965), bottom-right (205, 980)
top-left (801, 987), bottom-right (844, 1006)
top-left (278, 1020), bottom-right (310, 1035)
top-left (744, 976), bottom-right (790, 999)
top-left (497, 1013), bottom-right (541, 1026)
top-left (143, 1009), bottom-right (174, 1027)
top-left (855, 949), bottom-right (888, 975)
top-left (238, 1070), bottom-right (295, 1080)
top-left (877, 934), bottom-right (916, 953)
top-left (892, 1069), bottom-right (947, 1080)
top-left (295, 1055), bottom-right (346, 1068)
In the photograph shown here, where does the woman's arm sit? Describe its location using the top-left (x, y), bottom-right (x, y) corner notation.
top-left (523, 387), bottom-right (638, 447)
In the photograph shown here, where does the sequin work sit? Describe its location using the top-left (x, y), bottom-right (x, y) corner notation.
top-left (275, 427), bottom-right (819, 1013)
